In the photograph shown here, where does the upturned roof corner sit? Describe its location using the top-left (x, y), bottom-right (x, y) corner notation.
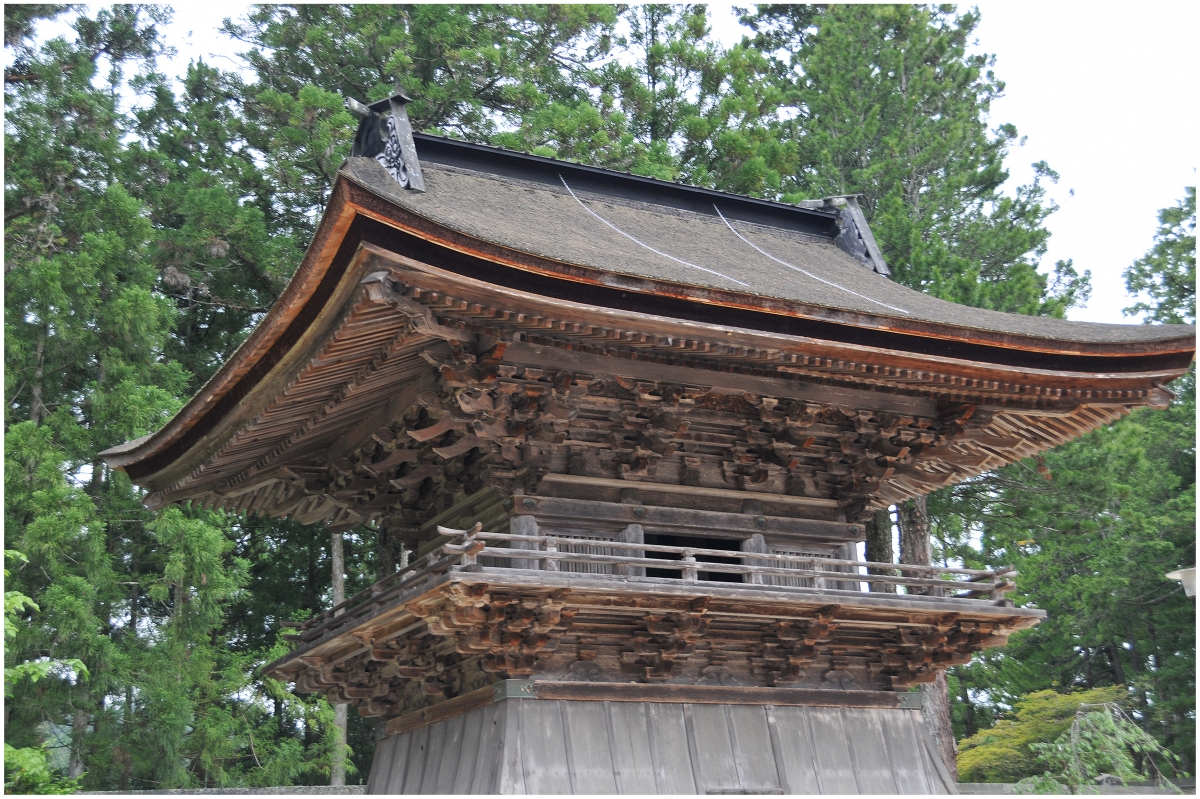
top-left (794, 195), bottom-right (890, 276)
top-left (345, 86), bottom-right (425, 192)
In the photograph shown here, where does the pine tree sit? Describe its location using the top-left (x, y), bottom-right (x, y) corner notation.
top-left (5, 8), bottom-right (342, 788)
top-left (1124, 187), bottom-right (1195, 325)
top-left (746, 4), bottom-right (1089, 315)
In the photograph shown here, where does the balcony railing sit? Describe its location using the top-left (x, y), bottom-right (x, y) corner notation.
top-left (282, 523), bottom-right (1018, 646)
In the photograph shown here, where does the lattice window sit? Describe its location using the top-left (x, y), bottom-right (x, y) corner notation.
top-left (480, 534), bottom-right (617, 573)
top-left (556, 535), bottom-right (616, 575)
top-left (766, 549), bottom-right (835, 588)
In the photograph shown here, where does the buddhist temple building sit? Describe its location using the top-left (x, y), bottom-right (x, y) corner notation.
top-left (103, 95), bottom-right (1195, 794)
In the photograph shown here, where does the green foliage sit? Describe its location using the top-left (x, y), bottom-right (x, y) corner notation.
top-left (5, 547), bottom-right (89, 794)
top-left (4, 7), bottom-right (352, 789)
top-left (936, 180), bottom-right (1197, 771)
top-left (1125, 187), bottom-right (1196, 324)
top-left (957, 686), bottom-right (1128, 783)
top-left (1018, 702), bottom-right (1182, 793)
top-left (220, 4), bottom-right (618, 235)
top-left (940, 387), bottom-right (1196, 764)
top-left (4, 742), bottom-right (82, 794)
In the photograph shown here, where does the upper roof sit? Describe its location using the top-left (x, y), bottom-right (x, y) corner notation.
top-left (388, 134), bottom-right (1191, 349)
top-left (100, 133), bottom-right (1194, 503)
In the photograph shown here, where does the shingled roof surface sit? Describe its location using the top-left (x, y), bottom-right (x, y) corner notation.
top-left (341, 154), bottom-right (1193, 348)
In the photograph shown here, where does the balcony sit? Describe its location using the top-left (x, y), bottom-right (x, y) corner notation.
top-left (267, 523), bottom-right (1042, 721)
top-left (288, 524), bottom-right (1020, 648)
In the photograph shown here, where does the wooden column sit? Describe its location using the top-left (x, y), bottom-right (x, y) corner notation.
top-left (741, 533), bottom-right (772, 586)
top-left (509, 514), bottom-right (541, 570)
top-left (330, 528), bottom-right (347, 787)
top-left (831, 541), bottom-right (862, 591)
top-left (618, 524), bottom-right (645, 577)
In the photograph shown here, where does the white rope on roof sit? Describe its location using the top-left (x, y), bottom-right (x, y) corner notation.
top-left (559, 174), bottom-right (750, 288)
top-left (713, 204), bottom-right (910, 315)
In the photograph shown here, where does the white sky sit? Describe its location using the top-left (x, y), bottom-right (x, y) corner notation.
top-left (36, 3), bottom-right (1198, 325)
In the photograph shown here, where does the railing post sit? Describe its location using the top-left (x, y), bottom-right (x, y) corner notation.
top-left (460, 522), bottom-right (483, 571)
top-left (681, 549), bottom-right (699, 582)
top-left (812, 559), bottom-right (826, 590)
top-left (543, 536), bottom-right (559, 572)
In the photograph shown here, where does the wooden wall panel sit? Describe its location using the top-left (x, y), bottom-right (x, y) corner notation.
top-left (364, 698), bottom-right (955, 794)
top-left (644, 702), bottom-right (699, 794)
top-left (604, 701), bottom-right (659, 794)
top-left (726, 704), bottom-right (785, 794)
top-left (517, 700), bottom-right (573, 793)
top-left (561, 701), bottom-right (620, 793)
top-left (843, 706), bottom-right (901, 793)
top-left (880, 708), bottom-right (936, 794)
top-left (766, 705), bottom-right (823, 794)
top-left (804, 706), bottom-right (861, 793)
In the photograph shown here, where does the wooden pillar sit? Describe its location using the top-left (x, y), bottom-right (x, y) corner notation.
top-left (330, 528), bottom-right (347, 787)
top-left (898, 495), bottom-right (957, 781)
top-left (831, 541), bottom-right (861, 591)
top-left (509, 514), bottom-right (541, 570)
top-left (618, 524), bottom-right (645, 577)
top-left (741, 533), bottom-right (771, 585)
top-left (616, 489), bottom-right (646, 577)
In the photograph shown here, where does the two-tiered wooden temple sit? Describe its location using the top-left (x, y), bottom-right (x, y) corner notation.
top-left (104, 96), bottom-right (1195, 794)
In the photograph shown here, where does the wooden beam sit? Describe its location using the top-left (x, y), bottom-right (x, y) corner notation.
top-left (517, 494), bottom-right (862, 542)
top-left (538, 473), bottom-right (840, 509)
top-left (383, 684), bottom-right (496, 736)
top-left (326, 368), bottom-right (440, 461)
top-left (531, 681), bottom-right (901, 708)
top-left (504, 341), bottom-right (937, 417)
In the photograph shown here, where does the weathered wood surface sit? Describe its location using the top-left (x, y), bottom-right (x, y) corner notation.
top-left (367, 699), bottom-right (956, 794)
top-left (513, 493), bottom-right (860, 540)
top-left (268, 563), bottom-right (1041, 726)
top-left (110, 236), bottom-right (1185, 536)
top-left (383, 684), bottom-right (495, 736)
top-left (533, 681), bottom-right (897, 708)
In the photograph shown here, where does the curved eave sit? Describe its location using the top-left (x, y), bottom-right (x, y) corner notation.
top-left (101, 178), bottom-right (361, 474)
top-left (102, 169), bottom-right (1196, 484)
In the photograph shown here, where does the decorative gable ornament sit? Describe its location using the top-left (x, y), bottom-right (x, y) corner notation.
top-left (346, 89), bottom-right (425, 192)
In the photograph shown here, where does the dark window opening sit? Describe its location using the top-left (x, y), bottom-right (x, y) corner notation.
top-left (643, 533), bottom-right (744, 582)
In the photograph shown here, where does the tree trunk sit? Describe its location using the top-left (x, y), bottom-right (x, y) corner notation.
top-left (898, 495), bottom-right (957, 781)
top-left (330, 528), bottom-right (347, 787)
top-left (331, 704), bottom-right (347, 786)
top-left (864, 507), bottom-right (896, 593)
top-left (30, 325), bottom-right (47, 424)
top-left (378, 522), bottom-right (401, 581)
top-left (67, 701), bottom-right (88, 778)
top-left (898, 496), bottom-right (931, 578)
top-left (921, 671), bottom-right (957, 782)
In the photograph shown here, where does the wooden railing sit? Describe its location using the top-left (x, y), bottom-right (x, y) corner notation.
top-left (282, 523), bottom-right (1016, 645)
